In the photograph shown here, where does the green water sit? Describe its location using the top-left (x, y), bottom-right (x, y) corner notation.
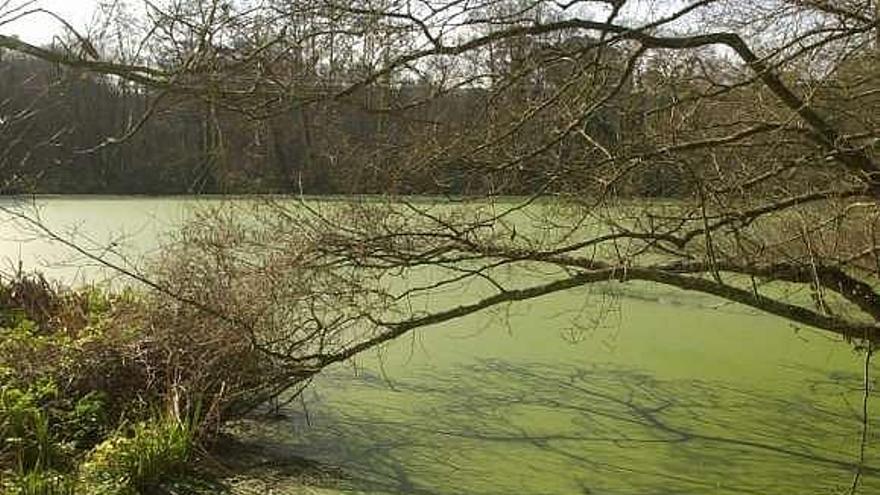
top-left (0, 197), bottom-right (876, 494)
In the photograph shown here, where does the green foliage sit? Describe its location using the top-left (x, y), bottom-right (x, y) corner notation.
top-left (1, 469), bottom-right (76, 495)
top-left (0, 383), bottom-right (68, 473)
top-left (2, 393), bottom-right (198, 495)
top-left (80, 413), bottom-right (198, 494)
top-left (0, 276), bottom-right (138, 493)
top-left (0, 272), bottom-right (269, 493)
top-left (65, 393), bottom-right (109, 450)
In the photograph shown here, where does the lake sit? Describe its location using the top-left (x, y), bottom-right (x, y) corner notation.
top-left (0, 196), bottom-right (876, 494)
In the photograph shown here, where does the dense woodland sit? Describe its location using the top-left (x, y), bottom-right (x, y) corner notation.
top-left (0, 33), bottom-right (685, 196)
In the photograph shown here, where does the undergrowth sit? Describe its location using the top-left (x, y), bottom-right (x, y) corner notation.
top-left (0, 274), bottom-right (201, 494)
top-left (0, 262), bottom-right (318, 494)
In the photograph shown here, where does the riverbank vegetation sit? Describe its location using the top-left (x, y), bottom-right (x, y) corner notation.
top-left (0, 270), bottom-right (313, 494)
top-left (0, 273), bottom-right (188, 493)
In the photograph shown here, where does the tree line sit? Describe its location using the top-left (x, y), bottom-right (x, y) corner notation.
top-left (2, 27), bottom-right (703, 196)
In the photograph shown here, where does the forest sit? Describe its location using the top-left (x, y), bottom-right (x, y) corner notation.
top-left (2, 30), bottom-right (686, 196)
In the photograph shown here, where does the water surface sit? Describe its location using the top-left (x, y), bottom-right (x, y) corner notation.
top-left (0, 197), bottom-right (875, 494)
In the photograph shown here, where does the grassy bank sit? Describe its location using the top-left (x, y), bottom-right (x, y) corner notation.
top-left (0, 272), bottom-right (298, 494)
top-left (0, 274), bottom-right (194, 493)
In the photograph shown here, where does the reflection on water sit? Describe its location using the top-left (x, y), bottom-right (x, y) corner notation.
top-left (225, 359), bottom-right (878, 495)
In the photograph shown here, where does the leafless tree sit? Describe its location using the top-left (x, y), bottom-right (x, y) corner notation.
top-left (3, 0), bottom-right (880, 435)
top-left (147, 0), bottom-right (880, 367)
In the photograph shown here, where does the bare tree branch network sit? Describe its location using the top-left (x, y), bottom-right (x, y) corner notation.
top-left (3, 0), bottom-right (880, 382)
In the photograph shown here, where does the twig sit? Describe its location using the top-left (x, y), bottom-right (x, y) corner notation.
top-left (848, 344), bottom-right (873, 495)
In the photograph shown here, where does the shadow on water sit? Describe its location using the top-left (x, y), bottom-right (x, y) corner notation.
top-left (221, 360), bottom-right (880, 495)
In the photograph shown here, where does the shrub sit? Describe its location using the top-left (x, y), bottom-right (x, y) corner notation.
top-left (0, 269), bottom-right (303, 493)
top-left (0, 274), bottom-right (89, 336)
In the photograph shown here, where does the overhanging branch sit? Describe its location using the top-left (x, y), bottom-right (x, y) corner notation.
top-left (308, 265), bottom-right (879, 369)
